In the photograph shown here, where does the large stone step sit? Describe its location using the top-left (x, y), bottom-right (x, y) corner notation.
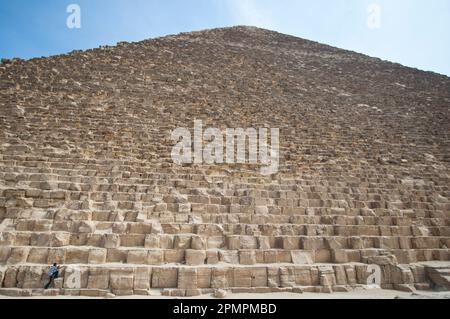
top-left (0, 261), bottom-right (441, 296)
top-left (425, 263), bottom-right (450, 290)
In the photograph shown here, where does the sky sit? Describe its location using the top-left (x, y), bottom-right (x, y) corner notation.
top-left (0, 0), bottom-right (449, 76)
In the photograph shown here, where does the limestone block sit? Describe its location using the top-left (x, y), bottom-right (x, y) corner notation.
top-left (110, 270), bottom-right (134, 290)
top-left (88, 249), bottom-right (107, 264)
top-left (30, 233), bottom-right (51, 246)
top-left (173, 235), bottom-right (191, 249)
top-left (0, 246), bottom-right (12, 263)
top-left (65, 247), bottom-right (89, 264)
top-left (103, 234), bottom-right (120, 249)
top-left (240, 236), bottom-right (258, 249)
top-left (186, 250), bottom-right (206, 266)
top-left (211, 268), bottom-right (229, 289)
top-left (226, 236), bottom-right (240, 250)
top-left (410, 265), bottom-right (426, 283)
top-left (283, 237), bottom-right (300, 249)
top-left (219, 250), bottom-right (239, 264)
top-left (333, 265), bottom-right (347, 285)
top-left (197, 268), bottom-right (212, 288)
top-left (398, 237), bottom-right (411, 249)
top-left (267, 266), bottom-right (280, 287)
top-left (257, 237), bottom-right (271, 249)
top-left (0, 233), bottom-right (15, 246)
top-left (147, 250), bottom-right (164, 265)
top-left (326, 237), bottom-right (345, 250)
top-left (344, 265), bottom-right (357, 285)
top-left (239, 250), bottom-right (256, 265)
top-left (127, 250), bottom-right (148, 264)
top-left (128, 222), bottom-right (152, 234)
top-left (355, 265), bottom-right (370, 284)
top-left (291, 251), bottom-right (313, 264)
top-left (27, 247), bottom-right (48, 264)
top-left (78, 221), bottom-right (96, 233)
top-left (206, 251), bottom-right (219, 264)
top-left (367, 254), bottom-right (398, 266)
top-left (214, 289), bottom-right (227, 298)
top-left (393, 249), bottom-right (417, 264)
top-left (87, 269), bottom-right (110, 289)
top-left (233, 268), bottom-right (252, 287)
top-left (302, 237), bottom-right (326, 250)
top-left (191, 235), bottom-right (206, 250)
top-left (119, 234), bottom-right (145, 247)
top-left (144, 234), bottom-right (160, 249)
top-left (319, 266), bottom-right (336, 287)
top-left (106, 249), bottom-right (128, 263)
top-left (277, 250), bottom-right (292, 263)
top-left (0, 266), bottom-right (5, 287)
top-left (149, 220), bottom-right (163, 234)
top-left (178, 268), bottom-right (198, 289)
top-left (3, 267), bottom-right (18, 288)
top-left (134, 267), bottom-right (151, 290)
top-left (207, 236), bottom-right (224, 249)
top-left (332, 249), bottom-right (349, 263)
top-left (251, 267), bottom-right (268, 287)
top-left (255, 206), bottom-right (269, 214)
top-left (293, 266), bottom-right (312, 286)
top-left (7, 247), bottom-right (30, 264)
top-left (159, 234), bottom-right (174, 249)
top-left (151, 268), bottom-right (178, 288)
top-left (164, 250), bottom-right (185, 263)
top-left (264, 251), bottom-right (278, 263)
top-left (21, 266), bottom-right (45, 288)
top-left (47, 248), bottom-right (66, 264)
top-left (280, 267), bottom-right (296, 288)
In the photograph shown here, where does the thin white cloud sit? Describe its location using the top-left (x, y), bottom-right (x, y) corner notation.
top-left (227, 0), bottom-right (277, 29)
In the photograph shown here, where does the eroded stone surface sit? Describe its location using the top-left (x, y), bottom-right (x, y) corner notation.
top-left (0, 26), bottom-right (449, 297)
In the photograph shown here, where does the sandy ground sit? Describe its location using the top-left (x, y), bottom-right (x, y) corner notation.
top-left (1, 288), bottom-right (449, 299)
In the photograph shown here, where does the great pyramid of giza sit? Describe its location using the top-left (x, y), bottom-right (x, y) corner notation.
top-left (0, 26), bottom-right (449, 297)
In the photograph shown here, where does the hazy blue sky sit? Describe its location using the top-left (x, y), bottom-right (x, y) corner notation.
top-left (1, 0), bottom-right (449, 76)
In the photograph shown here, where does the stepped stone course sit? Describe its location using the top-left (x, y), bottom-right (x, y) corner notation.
top-left (0, 26), bottom-right (449, 297)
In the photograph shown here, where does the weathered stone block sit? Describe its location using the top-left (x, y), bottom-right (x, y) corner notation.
top-left (151, 268), bottom-right (178, 288)
top-left (88, 249), bottom-right (107, 264)
top-left (27, 247), bottom-right (48, 264)
top-left (104, 234), bottom-right (121, 248)
top-left (191, 235), bottom-right (206, 250)
top-left (144, 234), bottom-right (160, 249)
top-left (239, 250), bottom-right (256, 265)
top-left (127, 250), bottom-right (148, 264)
top-left (65, 247), bottom-right (89, 264)
top-left (47, 248), bottom-right (66, 264)
top-left (211, 268), bottom-right (229, 289)
top-left (106, 249), bottom-right (128, 263)
top-left (134, 267), bottom-right (151, 290)
top-left (147, 250), bottom-right (164, 265)
top-left (173, 235), bottom-right (191, 249)
top-left (110, 270), bottom-right (134, 290)
top-left (167, 245), bottom-right (186, 260)
top-left (219, 250), bottom-right (239, 264)
top-left (186, 250), bottom-right (206, 265)
top-left (178, 268), bottom-right (198, 289)
top-left (87, 269), bottom-right (110, 289)
top-left (291, 251), bottom-right (313, 264)
top-left (7, 247), bottom-right (30, 264)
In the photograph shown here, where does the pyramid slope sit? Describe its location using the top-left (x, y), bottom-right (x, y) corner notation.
top-left (0, 26), bottom-right (449, 297)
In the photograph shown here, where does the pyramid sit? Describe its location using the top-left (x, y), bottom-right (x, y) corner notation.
top-left (0, 26), bottom-right (449, 297)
